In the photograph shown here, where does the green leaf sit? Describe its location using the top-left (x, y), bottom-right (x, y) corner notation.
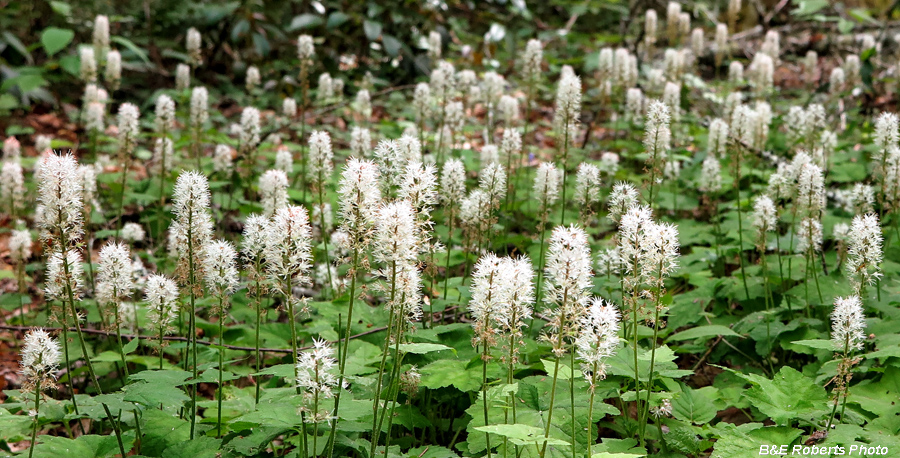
top-left (41, 27), bottom-right (74, 56)
top-left (671, 386), bottom-right (717, 424)
top-left (162, 436), bottom-right (222, 458)
top-left (792, 0), bottom-right (828, 16)
top-left (726, 366), bottom-right (828, 426)
top-left (363, 20), bottom-right (382, 40)
top-left (667, 325), bottom-right (741, 342)
top-left (326, 12), bottom-right (350, 29)
top-left (140, 409), bottom-right (192, 456)
top-left (122, 338), bottom-right (139, 354)
top-left (2, 31), bottom-right (33, 63)
top-left (382, 34), bottom-right (401, 57)
top-left (542, 359), bottom-right (572, 380)
top-left (473, 424), bottom-right (570, 447)
top-left (289, 14), bottom-right (323, 31)
top-left (111, 36), bottom-right (151, 65)
top-left (420, 359), bottom-right (481, 392)
top-left (31, 434), bottom-right (134, 458)
top-left (790, 339), bottom-right (835, 350)
top-left (398, 342), bottom-right (453, 354)
top-left (49, 1), bottom-right (72, 16)
top-left (591, 453), bottom-right (646, 458)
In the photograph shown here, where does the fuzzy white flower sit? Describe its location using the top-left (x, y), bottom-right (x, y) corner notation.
top-left (297, 35), bottom-right (315, 60)
top-left (831, 296), bottom-right (866, 352)
top-left (264, 206), bottom-right (313, 290)
top-left (37, 154), bottom-right (84, 247)
top-left (752, 195), bottom-right (777, 236)
top-left (93, 15), bottom-right (110, 56)
top-left (96, 241), bottom-right (134, 311)
top-left (625, 88), bottom-right (644, 122)
top-left (397, 135), bottom-right (422, 164)
top-left (532, 162), bottom-right (561, 210)
top-left (480, 145), bottom-right (499, 166)
top-left (427, 30), bottom-right (442, 60)
top-left (105, 50), bottom-right (121, 90)
top-left (845, 213), bottom-right (883, 294)
top-left (171, 171), bottom-right (213, 276)
top-left (554, 74), bottom-right (582, 143)
top-left (413, 83), bottom-right (431, 123)
top-left (374, 140), bottom-right (406, 193)
top-left (307, 131), bottom-right (333, 188)
top-left (246, 65), bottom-right (260, 90)
top-left (202, 240), bottom-right (240, 303)
top-left (117, 103), bottom-right (140, 155)
top-left (355, 89), bottom-right (372, 119)
top-left (190, 86), bottom-right (209, 129)
top-left (644, 10), bottom-right (658, 50)
top-left (374, 200), bottom-right (419, 265)
top-left (608, 182), bottom-right (640, 223)
top-left (240, 106), bottom-right (261, 152)
top-left (729, 61), bottom-right (744, 83)
top-left (544, 225), bottom-right (593, 354)
top-left (575, 163), bottom-right (602, 211)
top-left (3, 137), bottom-right (21, 160)
top-left (350, 127), bottom-right (372, 157)
top-left (144, 274), bottom-right (179, 334)
top-left (0, 161), bottom-right (25, 213)
top-left (20, 329), bottom-right (61, 392)
top-left (498, 95), bottom-right (519, 125)
top-left (80, 47), bottom-right (97, 82)
top-left (176, 63), bottom-right (190, 90)
top-left (440, 158), bottom-right (466, 205)
top-left (796, 217), bottom-right (823, 254)
top-left (296, 338), bottom-right (340, 419)
top-left (186, 28), bottom-right (202, 66)
top-left (155, 95), bottom-right (176, 134)
top-left (45, 249), bottom-right (84, 302)
top-left (576, 298), bottom-right (620, 383)
top-left (9, 229), bottom-right (32, 263)
top-left (874, 112), bottom-right (899, 162)
top-left (699, 155), bottom-right (722, 193)
top-left (470, 253), bottom-right (505, 348)
top-left (259, 169), bottom-right (289, 216)
top-left (644, 100), bottom-right (671, 169)
top-left (522, 39), bottom-right (543, 82)
top-left (339, 158), bottom-right (382, 246)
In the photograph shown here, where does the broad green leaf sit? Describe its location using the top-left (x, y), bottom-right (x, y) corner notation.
top-left (790, 339), bottom-right (835, 350)
top-left (41, 27), bottom-right (74, 56)
top-left (363, 20), bottom-right (382, 40)
top-left (289, 14), bottom-right (323, 30)
top-left (591, 453), bottom-right (646, 458)
top-left (398, 342), bottom-right (453, 354)
top-left (474, 424), bottom-right (570, 446)
top-left (420, 359), bottom-right (481, 392)
top-left (326, 12), bottom-right (349, 29)
top-left (725, 366), bottom-right (828, 426)
top-left (667, 325), bottom-right (741, 341)
top-left (111, 36), bottom-right (151, 65)
top-left (671, 386), bottom-right (718, 424)
top-left (382, 34), bottom-right (402, 56)
top-left (31, 434), bottom-right (134, 458)
top-left (542, 359), bottom-right (572, 380)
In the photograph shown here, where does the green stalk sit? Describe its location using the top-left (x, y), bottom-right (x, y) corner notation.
top-left (326, 247), bottom-right (361, 458)
top-left (586, 363), bottom-right (598, 458)
top-left (217, 296), bottom-right (225, 437)
top-left (187, 211), bottom-right (199, 439)
top-left (638, 263), bottom-right (664, 442)
top-left (735, 147), bottom-right (750, 300)
top-left (481, 344), bottom-right (493, 458)
top-left (29, 380), bottom-right (40, 458)
top-left (559, 116), bottom-right (571, 226)
top-left (539, 289), bottom-right (568, 458)
top-left (442, 208), bottom-right (455, 300)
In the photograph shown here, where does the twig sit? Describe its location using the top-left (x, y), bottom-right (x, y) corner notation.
top-left (0, 324), bottom-right (388, 354)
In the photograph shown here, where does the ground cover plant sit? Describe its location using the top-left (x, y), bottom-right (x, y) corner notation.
top-left (2, 1), bottom-right (900, 457)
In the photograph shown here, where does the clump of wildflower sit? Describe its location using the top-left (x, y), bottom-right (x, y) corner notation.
top-left (576, 298), bottom-right (620, 384)
top-left (37, 154), bottom-right (84, 248)
top-left (307, 131), bottom-right (334, 189)
top-left (190, 87), bottom-right (209, 130)
top-left (355, 89), bottom-right (372, 119)
top-left (96, 242), bottom-right (134, 311)
top-left (534, 162), bottom-right (562, 209)
top-left (608, 182), bottom-right (640, 223)
top-left (105, 50), bottom-right (121, 91)
top-left (441, 158), bottom-right (466, 206)
top-left (845, 214), bottom-right (883, 295)
top-left (176, 64), bottom-right (190, 90)
top-left (264, 206), bottom-right (313, 294)
top-left (45, 249), bottom-right (84, 302)
top-left (240, 107), bottom-right (261, 154)
top-left (20, 329), bottom-right (61, 392)
top-left (246, 65), bottom-right (260, 91)
top-left (259, 169), bottom-right (289, 217)
top-left (522, 39), bottom-right (543, 83)
top-left (171, 171), bottom-right (214, 282)
top-left (644, 100), bottom-right (671, 178)
top-left (625, 88), bottom-right (644, 122)
top-left (699, 155), bottom-right (722, 193)
top-left (10, 229), bottom-right (32, 263)
top-left (144, 274), bottom-right (179, 335)
top-left (425, 30), bottom-right (443, 61)
top-left (543, 225), bottom-right (593, 356)
top-left (831, 296), bottom-right (866, 351)
top-left (202, 240), bottom-right (239, 314)
top-left (1, 161), bottom-right (25, 213)
top-left (575, 163), bottom-right (603, 219)
top-left (554, 74), bottom-right (582, 145)
top-left (117, 103), bottom-right (141, 155)
top-left (339, 158), bottom-right (382, 249)
top-left (80, 47), bottom-right (97, 82)
top-left (297, 35), bottom-right (315, 61)
top-left (93, 15), bottom-right (110, 58)
top-left (296, 338), bottom-right (340, 422)
top-left (350, 127), bottom-right (372, 157)
top-left (796, 217), bottom-right (823, 254)
top-left (186, 28), bottom-right (202, 66)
